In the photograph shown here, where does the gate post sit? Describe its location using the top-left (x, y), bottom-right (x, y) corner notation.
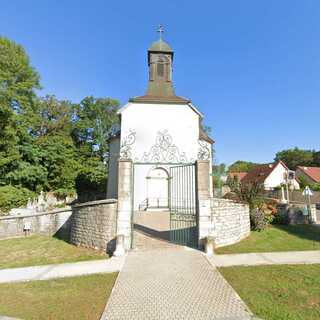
top-left (195, 160), bottom-right (211, 249)
top-left (114, 159), bottom-right (133, 254)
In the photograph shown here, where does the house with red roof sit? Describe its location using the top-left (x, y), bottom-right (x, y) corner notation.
top-left (296, 166), bottom-right (320, 185)
top-left (238, 161), bottom-right (300, 190)
top-left (228, 172), bottom-right (248, 182)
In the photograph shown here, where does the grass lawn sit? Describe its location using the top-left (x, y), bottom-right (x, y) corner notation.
top-left (220, 264), bottom-right (320, 320)
top-left (0, 273), bottom-right (117, 320)
top-left (0, 235), bottom-right (107, 269)
top-left (216, 225), bottom-right (320, 254)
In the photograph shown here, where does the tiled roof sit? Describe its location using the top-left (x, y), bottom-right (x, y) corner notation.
top-left (241, 163), bottom-right (277, 184)
top-left (129, 95), bottom-right (190, 104)
top-left (228, 172), bottom-right (248, 181)
top-left (297, 166), bottom-right (320, 183)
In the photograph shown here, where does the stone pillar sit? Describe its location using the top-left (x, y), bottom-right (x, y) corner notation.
top-left (310, 204), bottom-right (317, 224)
top-left (196, 160), bottom-right (212, 249)
top-left (114, 159), bottom-right (133, 254)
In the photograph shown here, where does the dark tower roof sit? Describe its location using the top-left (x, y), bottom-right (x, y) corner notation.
top-left (130, 30), bottom-right (190, 104)
top-left (148, 39), bottom-right (173, 53)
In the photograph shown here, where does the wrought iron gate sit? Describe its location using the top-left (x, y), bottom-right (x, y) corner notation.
top-left (169, 163), bottom-right (198, 248)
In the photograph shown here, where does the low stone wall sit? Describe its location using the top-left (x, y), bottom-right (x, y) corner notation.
top-left (210, 198), bottom-right (250, 248)
top-left (264, 190), bottom-right (320, 204)
top-left (70, 199), bottom-right (118, 254)
top-left (277, 203), bottom-right (318, 224)
top-left (0, 207), bottom-right (72, 240)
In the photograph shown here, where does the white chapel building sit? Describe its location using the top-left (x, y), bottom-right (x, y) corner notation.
top-left (107, 33), bottom-right (214, 210)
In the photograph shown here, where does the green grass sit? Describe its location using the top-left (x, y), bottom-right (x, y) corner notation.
top-left (0, 273), bottom-right (118, 320)
top-left (0, 235), bottom-right (107, 269)
top-left (219, 264), bottom-right (320, 320)
top-left (216, 225), bottom-right (320, 254)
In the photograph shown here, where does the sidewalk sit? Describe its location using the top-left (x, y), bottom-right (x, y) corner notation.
top-left (209, 250), bottom-right (320, 267)
top-left (101, 247), bottom-right (254, 320)
top-left (0, 256), bottom-right (125, 283)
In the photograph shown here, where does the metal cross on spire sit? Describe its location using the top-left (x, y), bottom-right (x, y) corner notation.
top-left (157, 24), bottom-right (164, 40)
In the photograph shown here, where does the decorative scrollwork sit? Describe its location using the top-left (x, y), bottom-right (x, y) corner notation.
top-left (141, 130), bottom-right (188, 163)
top-left (120, 130), bottom-right (136, 159)
top-left (198, 140), bottom-right (211, 160)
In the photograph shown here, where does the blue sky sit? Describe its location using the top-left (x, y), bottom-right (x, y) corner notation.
top-left (1, 1), bottom-right (319, 165)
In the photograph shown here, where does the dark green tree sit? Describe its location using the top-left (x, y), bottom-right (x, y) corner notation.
top-left (275, 147), bottom-right (314, 170)
top-left (72, 96), bottom-right (119, 200)
top-left (0, 36), bottom-right (41, 188)
top-left (32, 95), bottom-right (73, 137)
top-left (0, 36), bottom-right (121, 210)
top-left (313, 151), bottom-right (320, 167)
top-left (228, 160), bottom-right (259, 172)
top-left (72, 96), bottom-right (119, 161)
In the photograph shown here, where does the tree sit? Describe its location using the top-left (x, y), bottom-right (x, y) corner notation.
top-left (0, 36), bottom-right (122, 208)
top-left (275, 147), bottom-right (314, 170)
top-left (313, 151), bottom-right (320, 167)
top-left (297, 175), bottom-right (310, 190)
top-left (32, 95), bottom-right (73, 137)
top-left (72, 96), bottom-right (119, 162)
top-left (212, 163), bottom-right (226, 189)
top-left (0, 36), bottom-right (40, 187)
top-left (227, 177), bottom-right (267, 231)
top-left (227, 177), bottom-right (264, 210)
top-left (36, 134), bottom-right (80, 196)
top-left (228, 160), bottom-right (259, 173)
top-left (31, 96), bottom-right (83, 196)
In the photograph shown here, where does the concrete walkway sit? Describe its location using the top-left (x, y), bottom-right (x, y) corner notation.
top-left (209, 250), bottom-right (320, 267)
top-left (0, 257), bottom-right (125, 283)
top-left (101, 247), bottom-right (254, 320)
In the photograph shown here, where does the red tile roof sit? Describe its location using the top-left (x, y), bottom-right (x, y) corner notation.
top-left (229, 172), bottom-right (248, 181)
top-left (241, 163), bottom-right (280, 185)
top-left (297, 166), bottom-right (320, 183)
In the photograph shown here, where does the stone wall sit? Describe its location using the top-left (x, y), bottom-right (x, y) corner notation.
top-left (0, 207), bottom-right (72, 240)
top-left (70, 199), bottom-right (118, 254)
top-left (210, 198), bottom-right (250, 248)
top-left (277, 203), bottom-right (318, 224)
top-left (264, 189), bottom-right (320, 204)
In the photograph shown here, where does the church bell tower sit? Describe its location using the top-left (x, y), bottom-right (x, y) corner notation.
top-left (130, 25), bottom-right (190, 104)
top-left (146, 25), bottom-right (175, 97)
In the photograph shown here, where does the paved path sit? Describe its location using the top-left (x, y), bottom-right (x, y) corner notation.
top-left (102, 247), bottom-right (253, 320)
top-left (133, 211), bottom-right (175, 251)
top-left (0, 257), bottom-right (125, 283)
top-left (209, 250), bottom-right (320, 267)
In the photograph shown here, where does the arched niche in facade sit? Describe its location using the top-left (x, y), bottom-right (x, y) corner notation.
top-left (146, 167), bottom-right (169, 209)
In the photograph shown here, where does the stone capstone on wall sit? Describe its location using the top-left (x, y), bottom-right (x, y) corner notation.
top-left (210, 198), bottom-right (250, 248)
top-left (70, 199), bottom-right (118, 254)
top-left (0, 208), bottom-right (72, 240)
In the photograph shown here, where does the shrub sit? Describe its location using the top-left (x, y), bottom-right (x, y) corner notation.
top-left (0, 186), bottom-right (35, 214)
top-left (75, 161), bottom-right (107, 202)
top-left (312, 183), bottom-right (320, 191)
top-left (250, 208), bottom-right (267, 231)
top-left (298, 175), bottom-right (310, 190)
top-left (272, 205), bottom-right (289, 225)
top-left (227, 177), bottom-right (264, 211)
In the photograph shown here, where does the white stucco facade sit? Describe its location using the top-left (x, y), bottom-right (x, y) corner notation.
top-left (120, 102), bottom-right (202, 162)
top-left (264, 162), bottom-right (300, 190)
top-left (107, 102), bottom-right (213, 209)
